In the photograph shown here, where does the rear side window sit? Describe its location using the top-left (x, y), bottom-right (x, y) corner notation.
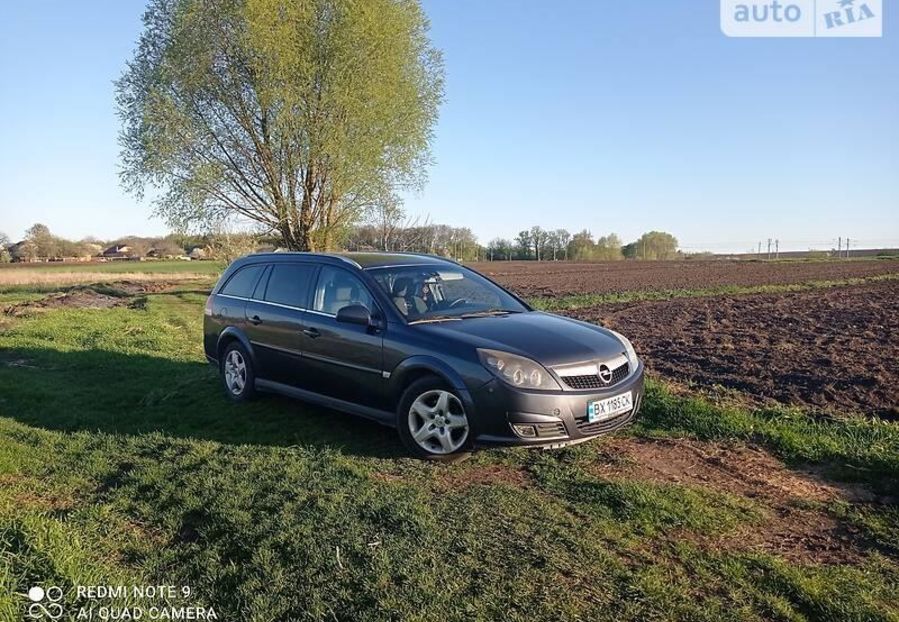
top-left (264, 263), bottom-right (316, 308)
top-left (251, 265), bottom-right (271, 300)
top-left (220, 265), bottom-right (263, 298)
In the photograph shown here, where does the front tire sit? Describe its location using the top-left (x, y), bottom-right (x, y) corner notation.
top-left (220, 342), bottom-right (256, 402)
top-left (397, 377), bottom-right (472, 461)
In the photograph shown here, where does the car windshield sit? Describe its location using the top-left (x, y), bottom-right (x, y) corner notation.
top-left (367, 265), bottom-right (528, 322)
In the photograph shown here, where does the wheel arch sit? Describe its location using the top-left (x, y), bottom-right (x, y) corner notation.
top-left (216, 327), bottom-right (257, 369)
top-left (388, 356), bottom-right (477, 415)
top-left (391, 356), bottom-right (479, 459)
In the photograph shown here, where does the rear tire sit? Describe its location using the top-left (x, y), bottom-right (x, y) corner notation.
top-left (397, 376), bottom-right (472, 462)
top-left (220, 341), bottom-right (256, 402)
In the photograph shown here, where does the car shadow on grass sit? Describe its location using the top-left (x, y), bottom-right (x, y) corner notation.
top-left (0, 346), bottom-right (405, 459)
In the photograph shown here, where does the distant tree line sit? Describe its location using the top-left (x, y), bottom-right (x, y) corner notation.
top-left (1, 224), bottom-right (102, 262)
top-left (486, 228), bottom-right (678, 261)
top-left (339, 207), bottom-right (680, 261)
top-left (1, 222), bottom-right (680, 264)
top-left (0, 224), bottom-right (188, 262)
top-left (345, 222), bottom-right (480, 261)
top-left (0, 224), bottom-right (279, 263)
top-left (622, 231), bottom-right (680, 260)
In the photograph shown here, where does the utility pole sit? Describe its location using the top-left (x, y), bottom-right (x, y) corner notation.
top-left (767, 238), bottom-right (772, 259)
top-left (775, 239), bottom-right (779, 259)
top-left (845, 237), bottom-right (850, 259)
top-left (838, 236), bottom-right (842, 257)
top-left (758, 241), bottom-right (761, 255)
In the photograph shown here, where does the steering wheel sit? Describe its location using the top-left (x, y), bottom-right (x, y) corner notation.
top-left (448, 297), bottom-right (468, 308)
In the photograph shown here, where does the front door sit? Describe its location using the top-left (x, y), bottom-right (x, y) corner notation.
top-left (300, 265), bottom-right (388, 410)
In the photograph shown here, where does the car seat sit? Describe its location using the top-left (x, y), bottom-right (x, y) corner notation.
top-left (392, 277), bottom-right (428, 316)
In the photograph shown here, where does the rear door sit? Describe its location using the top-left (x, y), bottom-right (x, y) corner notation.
top-left (300, 265), bottom-right (388, 409)
top-left (243, 262), bottom-right (318, 385)
top-left (210, 263), bottom-right (266, 358)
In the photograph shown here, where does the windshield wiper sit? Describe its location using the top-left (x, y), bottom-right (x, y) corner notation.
top-left (409, 309), bottom-right (522, 324)
top-left (459, 309), bottom-right (519, 319)
top-left (408, 315), bottom-right (463, 325)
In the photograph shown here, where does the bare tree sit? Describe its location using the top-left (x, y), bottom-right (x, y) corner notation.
top-left (530, 226), bottom-right (545, 261)
top-left (555, 229), bottom-right (571, 260)
top-left (0, 232), bottom-right (10, 263)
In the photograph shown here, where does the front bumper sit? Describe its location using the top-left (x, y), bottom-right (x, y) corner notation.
top-left (469, 362), bottom-right (645, 448)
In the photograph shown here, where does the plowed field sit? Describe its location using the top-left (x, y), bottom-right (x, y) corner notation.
top-left (472, 259), bottom-right (899, 298)
top-left (570, 280), bottom-right (898, 417)
top-left (478, 260), bottom-right (899, 417)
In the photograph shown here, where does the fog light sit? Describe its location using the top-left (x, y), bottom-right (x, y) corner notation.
top-left (512, 424), bottom-right (537, 438)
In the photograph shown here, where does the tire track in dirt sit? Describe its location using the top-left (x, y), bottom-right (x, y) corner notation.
top-left (594, 437), bottom-right (889, 564)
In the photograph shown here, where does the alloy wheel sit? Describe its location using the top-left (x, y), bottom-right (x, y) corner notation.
top-left (223, 349), bottom-right (247, 395)
top-left (408, 389), bottom-right (469, 454)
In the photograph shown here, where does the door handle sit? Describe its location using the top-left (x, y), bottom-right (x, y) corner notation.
top-left (302, 327), bottom-right (320, 338)
top-left (248, 315), bottom-right (263, 325)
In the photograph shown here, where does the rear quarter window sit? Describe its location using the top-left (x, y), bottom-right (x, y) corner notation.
top-left (220, 265), bottom-right (264, 298)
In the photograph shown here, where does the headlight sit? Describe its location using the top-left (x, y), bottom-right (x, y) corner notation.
top-left (477, 349), bottom-right (560, 390)
top-left (607, 329), bottom-right (638, 367)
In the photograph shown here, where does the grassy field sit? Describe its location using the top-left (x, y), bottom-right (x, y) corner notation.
top-left (1, 268), bottom-right (898, 621)
top-left (0, 260), bottom-right (223, 275)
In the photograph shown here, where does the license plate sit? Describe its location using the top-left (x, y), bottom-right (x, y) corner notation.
top-left (587, 391), bottom-right (633, 422)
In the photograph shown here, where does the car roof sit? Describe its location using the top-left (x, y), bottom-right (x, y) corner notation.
top-left (238, 251), bottom-right (457, 269)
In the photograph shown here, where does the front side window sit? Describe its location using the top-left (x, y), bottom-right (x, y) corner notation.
top-left (220, 265), bottom-right (263, 298)
top-left (264, 263), bottom-right (316, 308)
top-left (312, 266), bottom-right (375, 315)
top-left (367, 265), bottom-right (527, 321)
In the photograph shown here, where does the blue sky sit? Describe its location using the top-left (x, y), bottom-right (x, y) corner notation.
top-left (1, 1), bottom-right (896, 252)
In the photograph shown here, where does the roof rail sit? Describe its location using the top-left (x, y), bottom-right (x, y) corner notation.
top-left (364, 250), bottom-right (460, 265)
top-left (318, 253), bottom-right (362, 268)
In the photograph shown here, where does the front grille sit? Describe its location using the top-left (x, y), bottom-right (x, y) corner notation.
top-left (575, 393), bottom-right (641, 436)
top-left (561, 362), bottom-right (629, 390)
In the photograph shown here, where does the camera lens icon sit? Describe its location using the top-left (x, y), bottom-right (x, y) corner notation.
top-left (26, 586), bottom-right (63, 620)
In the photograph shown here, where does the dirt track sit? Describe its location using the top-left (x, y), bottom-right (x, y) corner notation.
top-left (472, 259), bottom-right (899, 298)
top-left (568, 280), bottom-right (899, 418)
top-left (1, 281), bottom-right (196, 316)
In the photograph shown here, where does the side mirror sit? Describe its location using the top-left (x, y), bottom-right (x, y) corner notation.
top-left (336, 304), bottom-right (372, 327)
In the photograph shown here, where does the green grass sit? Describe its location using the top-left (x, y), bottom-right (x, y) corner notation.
top-left (635, 383), bottom-right (899, 493)
top-left (529, 273), bottom-right (899, 312)
top-left (1, 284), bottom-right (898, 620)
top-left (0, 291), bottom-right (47, 305)
top-left (0, 260), bottom-right (224, 274)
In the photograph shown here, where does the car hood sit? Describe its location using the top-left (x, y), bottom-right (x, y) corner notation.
top-left (415, 311), bottom-right (626, 367)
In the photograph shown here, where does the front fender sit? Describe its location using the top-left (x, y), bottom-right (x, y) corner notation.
top-left (388, 355), bottom-right (482, 434)
top-left (388, 355), bottom-right (469, 394)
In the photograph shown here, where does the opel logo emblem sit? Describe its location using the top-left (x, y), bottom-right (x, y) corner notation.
top-left (598, 364), bottom-right (613, 384)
